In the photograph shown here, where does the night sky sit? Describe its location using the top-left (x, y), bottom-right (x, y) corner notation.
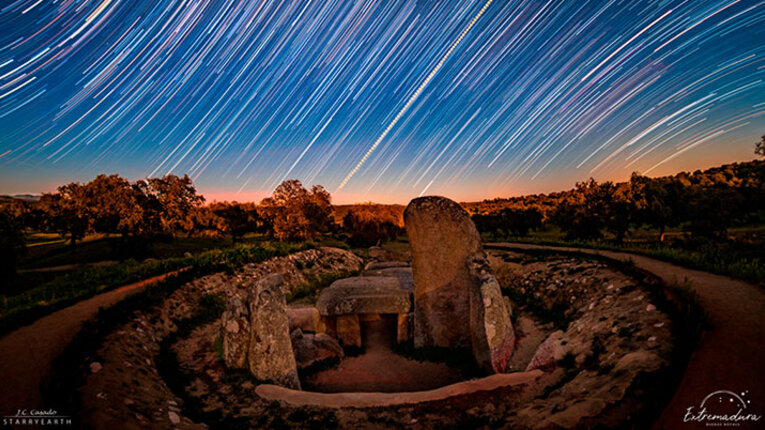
top-left (0, 0), bottom-right (763, 204)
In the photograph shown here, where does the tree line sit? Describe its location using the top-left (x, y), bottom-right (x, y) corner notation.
top-left (0, 175), bottom-right (402, 279)
top-left (465, 160), bottom-right (765, 242)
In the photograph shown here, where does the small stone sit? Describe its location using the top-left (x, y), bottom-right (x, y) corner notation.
top-left (96, 392), bottom-right (107, 400)
top-left (648, 336), bottom-right (657, 343)
top-left (124, 398), bottom-right (134, 406)
top-left (168, 411), bottom-right (181, 425)
top-left (646, 304), bottom-right (656, 312)
top-left (654, 322), bottom-right (665, 328)
top-left (90, 362), bottom-right (102, 373)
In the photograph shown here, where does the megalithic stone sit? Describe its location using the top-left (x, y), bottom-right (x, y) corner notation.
top-left (404, 196), bottom-right (483, 349)
top-left (246, 273), bottom-right (301, 389)
top-left (404, 196), bottom-right (515, 373)
top-left (467, 251), bottom-right (515, 373)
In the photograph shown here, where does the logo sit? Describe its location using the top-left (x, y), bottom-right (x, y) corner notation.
top-left (2, 410), bottom-right (72, 426)
top-left (684, 390), bottom-right (761, 427)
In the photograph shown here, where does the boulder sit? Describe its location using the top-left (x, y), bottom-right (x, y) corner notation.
top-left (526, 330), bottom-right (566, 371)
top-left (287, 306), bottom-right (323, 333)
top-left (316, 277), bottom-right (411, 316)
top-left (290, 329), bottom-right (344, 369)
top-left (246, 274), bottom-right (301, 389)
top-left (221, 295), bottom-right (250, 369)
top-left (467, 252), bottom-right (515, 373)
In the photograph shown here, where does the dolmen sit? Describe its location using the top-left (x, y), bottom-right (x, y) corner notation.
top-left (405, 196), bottom-right (515, 373)
top-left (316, 276), bottom-right (411, 348)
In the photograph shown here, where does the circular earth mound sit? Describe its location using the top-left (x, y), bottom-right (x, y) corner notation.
top-left (64, 248), bottom-right (684, 429)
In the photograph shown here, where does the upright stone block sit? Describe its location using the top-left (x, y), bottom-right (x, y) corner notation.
top-left (404, 196), bottom-right (515, 373)
top-left (246, 274), bottom-right (301, 389)
top-left (404, 196), bottom-right (483, 349)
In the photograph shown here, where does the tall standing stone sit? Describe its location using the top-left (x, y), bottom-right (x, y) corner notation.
top-left (246, 274), bottom-right (301, 389)
top-left (404, 196), bottom-right (515, 373)
top-left (404, 196), bottom-right (483, 349)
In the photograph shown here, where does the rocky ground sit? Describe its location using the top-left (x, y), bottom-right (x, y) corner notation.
top-left (71, 247), bottom-right (676, 429)
top-left (75, 247), bottom-right (362, 429)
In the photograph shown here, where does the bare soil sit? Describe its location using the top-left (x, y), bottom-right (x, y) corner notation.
top-left (303, 316), bottom-right (464, 392)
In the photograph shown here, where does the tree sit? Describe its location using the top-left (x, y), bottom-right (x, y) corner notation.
top-left (602, 182), bottom-right (637, 244)
top-left (343, 206), bottom-right (401, 246)
top-left (472, 212), bottom-right (503, 239)
top-left (685, 184), bottom-right (741, 239)
top-left (38, 183), bottom-right (90, 246)
top-left (499, 206), bottom-right (543, 237)
top-left (304, 185), bottom-right (334, 235)
top-left (0, 209), bottom-right (26, 287)
top-left (85, 174), bottom-right (148, 237)
top-left (552, 178), bottom-right (609, 241)
top-left (147, 174), bottom-right (205, 236)
top-left (632, 174), bottom-right (687, 241)
top-left (261, 180), bottom-right (335, 242)
top-left (212, 202), bottom-right (260, 242)
top-left (756, 135), bottom-right (765, 157)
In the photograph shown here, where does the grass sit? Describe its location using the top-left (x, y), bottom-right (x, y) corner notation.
top-left (42, 267), bottom-right (204, 420)
top-left (19, 233), bottom-right (278, 269)
top-left (501, 284), bottom-right (569, 331)
top-left (484, 225), bottom-right (765, 286)
top-left (0, 241), bottom-right (311, 336)
top-left (156, 294), bottom-right (254, 429)
top-left (0, 257), bottom-right (191, 336)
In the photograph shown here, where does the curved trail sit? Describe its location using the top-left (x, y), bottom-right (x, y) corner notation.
top-left (487, 243), bottom-right (765, 430)
top-left (0, 270), bottom-right (185, 417)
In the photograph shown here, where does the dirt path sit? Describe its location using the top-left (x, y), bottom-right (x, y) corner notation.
top-left (0, 270), bottom-right (185, 418)
top-left (487, 243), bottom-right (765, 429)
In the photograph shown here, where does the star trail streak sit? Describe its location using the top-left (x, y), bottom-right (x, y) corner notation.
top-left (0, 0), bottom-right (763, 203)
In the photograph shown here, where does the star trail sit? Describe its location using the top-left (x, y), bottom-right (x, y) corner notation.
top-left (0, 0), bottom-right (763, 203)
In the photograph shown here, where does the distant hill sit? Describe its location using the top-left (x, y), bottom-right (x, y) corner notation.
top-left (0, 194), bottom-right (40, 203)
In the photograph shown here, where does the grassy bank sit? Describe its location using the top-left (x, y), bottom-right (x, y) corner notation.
top-left (482, 227), bottom-right (765, 286)
top-left (0, 241), bottom-right (311, 336)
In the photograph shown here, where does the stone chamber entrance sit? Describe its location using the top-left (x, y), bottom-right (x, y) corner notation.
top-left (301, 313), bottom-right (466, 393)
